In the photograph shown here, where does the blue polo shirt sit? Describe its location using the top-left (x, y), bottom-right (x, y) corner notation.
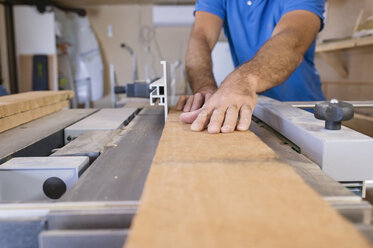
top-left (195, 0), bottom-right (326, 101)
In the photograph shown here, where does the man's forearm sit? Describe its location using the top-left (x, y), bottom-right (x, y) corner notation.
top-left (232, 29), bottom-right (305, 93)
top-left (185, 32), bottom-right (217, 93)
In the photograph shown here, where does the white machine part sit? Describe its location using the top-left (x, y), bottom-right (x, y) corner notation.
top-left (0, 157), bottom-right (89, 202)
top-left (149, 61), bottom-right (170, 122)
top-left (254, 96), bottom-right (373, 182)
top-left (64, 107), bottom-right (138, 143)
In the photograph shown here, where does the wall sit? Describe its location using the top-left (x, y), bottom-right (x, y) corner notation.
top-left (86, 4), bottom-right (193, 96)
top-left (13, 6), bottom-right (56, 55)
top-left (13, 6), bottom-right (58, 91)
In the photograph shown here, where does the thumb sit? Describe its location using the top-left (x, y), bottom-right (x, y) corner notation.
top-left (180, 108), bottom-right (203, 124)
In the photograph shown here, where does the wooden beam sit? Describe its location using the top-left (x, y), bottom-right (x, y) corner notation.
top-left (0, 90), bottom-right (74, 118)
top-left (0, 100), bottom-right (69, 133)
top-left (316, 36), bottom-right (373, 53)
top-left (125, 110), bottom-right (371, 247)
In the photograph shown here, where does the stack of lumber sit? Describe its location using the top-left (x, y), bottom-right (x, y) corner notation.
top-left (125, 109), bottom-right (371, 248)
top-left (0, 91), bottom-right (74, 133)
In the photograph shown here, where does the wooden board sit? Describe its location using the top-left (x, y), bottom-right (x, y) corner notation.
top-left (344, 113), bottom-right (373, 138)
top-left (125, 110), bottom-right (371, 248)
top-left (0, 90), bottom-right (74, 118)
top-left (0, 100), bottom-right (69, 133)
top-left (18, 55), bottom-right (33, 93)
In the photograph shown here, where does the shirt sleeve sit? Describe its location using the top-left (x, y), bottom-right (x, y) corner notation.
top-left (194, 0), bottom-right (226, 21)
top-left (282, 0), bottom-right (325, 31)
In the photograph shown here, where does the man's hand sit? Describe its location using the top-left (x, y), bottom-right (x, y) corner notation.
top-left (176, 85), bottom-right (217, 112)
top-left (180, 73), bottom-right (257, 133)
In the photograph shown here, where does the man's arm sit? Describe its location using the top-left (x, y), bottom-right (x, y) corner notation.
top-left (176, 12), bottom-right (223, 112)
top-left (181, 10), bottom-right (321, 133)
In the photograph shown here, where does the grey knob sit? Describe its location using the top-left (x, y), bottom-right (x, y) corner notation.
top-left (314, 99), bottom-right (354, 130)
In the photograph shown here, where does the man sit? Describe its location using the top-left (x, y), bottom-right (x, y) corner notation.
top-left (176, 0), bottom-right (325, 134)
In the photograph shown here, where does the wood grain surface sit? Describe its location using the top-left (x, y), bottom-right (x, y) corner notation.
top-left (125, 110), bottom-right (371, 248)
top-left (0, 100), bottom-right (69, 133)
top-left (0, 91), bottom-right (74, 118)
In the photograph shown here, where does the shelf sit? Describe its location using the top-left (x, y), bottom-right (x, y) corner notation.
top-left (316, 36), bottom-right (373, 53)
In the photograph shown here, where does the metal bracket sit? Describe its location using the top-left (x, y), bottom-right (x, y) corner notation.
top-left (149, 61), bottom-right (169, 122)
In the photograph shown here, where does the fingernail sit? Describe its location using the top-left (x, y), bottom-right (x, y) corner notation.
top-left (191, 123), bottom-right (199, 131)
top-left (237, 125), bottom-right (246, 131)
top-left (221, 126), bottom-right (229, 133)
top-left (208, 126), bottom-right (219, 134)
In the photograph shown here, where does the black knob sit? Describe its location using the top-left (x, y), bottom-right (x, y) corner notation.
top-left (314, 99), bottom-right (354, 130)
top-left (43, 177), bottom-right (67, 199)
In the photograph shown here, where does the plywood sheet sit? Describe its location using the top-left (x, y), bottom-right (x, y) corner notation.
top-left (125, 110), bottom-right (371, 248)
top-left (18, 55), bottom-right (33, 92)
top-left (0, 100), bottom-right (69, 133)
top-left (0, 90), bottom-right (74, 118)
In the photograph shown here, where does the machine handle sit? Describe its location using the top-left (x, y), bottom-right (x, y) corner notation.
top-left (314, 99), bottom-right (354, 130)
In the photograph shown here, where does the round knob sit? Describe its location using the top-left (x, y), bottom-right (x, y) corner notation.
top-left (43, 177), bottom-right (67, 199)
top-left (314, 99), bottom-right (354, 130)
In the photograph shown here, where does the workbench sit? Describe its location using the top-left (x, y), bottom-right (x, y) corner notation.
top-left (0, 104), bottom-right (372, 248)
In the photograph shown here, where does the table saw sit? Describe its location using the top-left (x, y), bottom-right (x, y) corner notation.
top-left (1, 63), bottom-right (373, 247)
top-left (0, 101), bottom-right (372, 247)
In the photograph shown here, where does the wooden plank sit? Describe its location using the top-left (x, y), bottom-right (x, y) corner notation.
top-left (0, 109), bottom-right (97, 163)
top-left (344, 113), bottom-right (373, 138)
top-left (61, 107), bottom-right (164, 202)
top-left (125, 110), bottom-right (371, 248)
top-left (47, 54), bottom-right (58, 91)
top-left (316, 37), bottom-right (373, 53)
top-left (0, 90), bottom-right (74, 118)
top-left (0, 100), bottom-right (69, 133)
top-left (18, 55), bottom-right (33, 92)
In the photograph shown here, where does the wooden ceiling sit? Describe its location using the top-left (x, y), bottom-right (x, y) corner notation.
top-left (54, 0), bottom-right (195, 7)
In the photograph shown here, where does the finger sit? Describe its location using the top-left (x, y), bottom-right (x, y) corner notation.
top-left (183, 95), bottom-right (194, 112)
top-left (204, 93), bottom-right (212, 104)
top-left (237, 104), bottom-right (253, 131)
top-left (176, 96), bottom-right (187, 110)
top-left (207, 108), bottom-right (227, 134)
top-left (191, 93), bottom-right (203, 111)
top-left (221, 104), bottom-right (239, 133)
top-left (201, 93), bottom-right (213, 108)
top-left (180, 108), bottom-right (203, 124)
top-left (191, 106), bottom-right (214, 132)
